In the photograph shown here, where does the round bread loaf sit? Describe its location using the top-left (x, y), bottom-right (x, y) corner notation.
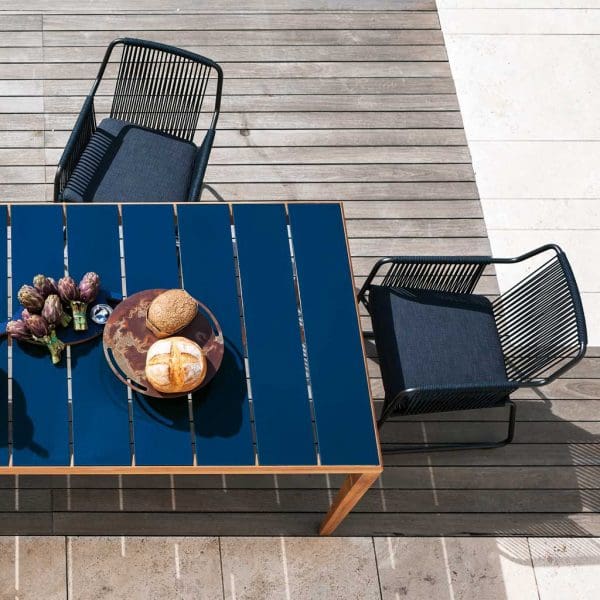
top-left (145, 336), bottom-right (207, 394)
top-left (146, 289), bottom-right (198, 338)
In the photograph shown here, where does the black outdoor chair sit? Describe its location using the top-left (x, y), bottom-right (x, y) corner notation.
top-left (358, 245), bottom-right (587, 453)
top-left (54, 38), bottom-right (223, 203)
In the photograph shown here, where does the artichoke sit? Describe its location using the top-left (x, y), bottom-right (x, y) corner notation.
top-left (79, 273), bottom-right (99, 303)
top-left (58, 272), bottom-right (101, 332)
top-left (81, 271), bottom-right (100, 288)
top-left (17, 285), bottom-right (44, 313)
top-left (6, 319), bottom-right (32, 341)
top-left (26, 314), bottom-right (49, 338)
top-left (42, 294), bottom-right (71, 328)
top-left (59, 275), bottom-right (89, 331)
top-left (58, 276), bottom-right (79, 303)
top-left (25, 314), bottom-right (64, 364)
top-left (33, 274), bottom-right (59, 298)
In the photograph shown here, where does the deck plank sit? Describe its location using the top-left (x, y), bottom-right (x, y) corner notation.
top-left (42, 13), bottom-right (441, 31)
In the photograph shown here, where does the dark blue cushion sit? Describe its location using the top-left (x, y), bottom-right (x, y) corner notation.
top-left (369, 286), bottom-right (508, 400)
top-left (62, 118), bottom-right (197, 203)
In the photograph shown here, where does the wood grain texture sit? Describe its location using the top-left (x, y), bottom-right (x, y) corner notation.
top-left (0, 0), bottom-right (597, 537)
top-left (319, 472), bottom-right (381, 535)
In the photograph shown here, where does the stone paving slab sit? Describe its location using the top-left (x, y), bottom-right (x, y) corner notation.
top-left (1, 535), bottom-right (599, 599)
top-left (374, 537), bottom-right (539, 600)
top-left (220, 537), bottom-right (380, 600)
top-left (67, 536), bottom-right (223, 600)
top-left (0, 536), bottom-right (66, 600)
top-left (530, 538), bottom-right (600, 600)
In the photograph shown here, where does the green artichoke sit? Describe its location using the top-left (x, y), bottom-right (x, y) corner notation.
top-left (17, 285), bottom-right (44, 313)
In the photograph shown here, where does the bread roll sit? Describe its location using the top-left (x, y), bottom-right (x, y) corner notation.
top-left (146, 289), bottom-right (197, 338)
top-left (145, 336), bottom-right (207, 393)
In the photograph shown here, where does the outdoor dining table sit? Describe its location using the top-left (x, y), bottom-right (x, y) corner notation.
top-left (0, 201), bottom-right (382, 535)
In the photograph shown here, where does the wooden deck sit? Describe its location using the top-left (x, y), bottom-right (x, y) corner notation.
top-left (0, 1), bottom-right (598, 537)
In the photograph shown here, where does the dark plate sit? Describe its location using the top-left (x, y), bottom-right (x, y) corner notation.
top-left (0, 288), bottom-right (120, 345)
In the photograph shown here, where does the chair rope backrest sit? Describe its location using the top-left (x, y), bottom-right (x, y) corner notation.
top-left (492, 251), bottom-right (587, 384)
top-left (110, 40), bottom-right (220, 142)
top-left (381, 259), bottom-right (486, 294)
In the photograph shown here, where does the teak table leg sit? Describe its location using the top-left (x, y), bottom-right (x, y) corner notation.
top-left (319, 471), bottom-right (380, 536)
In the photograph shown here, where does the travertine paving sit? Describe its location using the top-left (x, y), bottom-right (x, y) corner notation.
top-left (438, 1), bottom-right (600, 344)
top-left (1, 536), bottom-right (599, 600)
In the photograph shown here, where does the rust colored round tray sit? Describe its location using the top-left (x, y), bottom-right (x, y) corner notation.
top-left (103, 289), bottom-right (224, 399)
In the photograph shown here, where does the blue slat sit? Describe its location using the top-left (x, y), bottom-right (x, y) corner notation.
top-left (178, 204), bottom-right (254, 466)
top-left (67, 205), bottom-right (130, 466)
top-left (0, 207), bottom-right (7, 465)
top-left (121, 204), bottom-right (192, 466)
top-left (121, 204), bottom-right (180, 294)
top-left (234, 204), bottom-right (315, 466)
top-left (11, 205), bottom-right (69, 466)
top-left (288, 203), bottom-right (379, 466)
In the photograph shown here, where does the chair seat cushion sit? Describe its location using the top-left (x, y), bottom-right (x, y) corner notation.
top-left (369, 286), bottom-right (508, 400)
top-left (62, 118), bottom-right (197, 203)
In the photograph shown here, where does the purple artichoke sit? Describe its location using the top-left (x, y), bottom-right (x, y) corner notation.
top-left (26, 314), bottom-right (49, 338)
top-left (21, 308), bottom-right (32, 323)
top-left (59, 275), bottom-right (92, 331)
top-left (17, 285), bottom-right (44, 313)
top-left (33, 274), bottom-right (59, 298)
top-left (42, 294), bottom-right (71, 328)
top-left (24, 314), bottom-right (64, 364)
top-left (79, 274), bottom-right (99, 304)
top-left (81, 271), bottom-right (100, 287)
top-left (6, 319), bottom-right (32, 341)
top-left (46, 277), bottom-right (59, 296)
top-left (58, 276), bottom-right (79, 303)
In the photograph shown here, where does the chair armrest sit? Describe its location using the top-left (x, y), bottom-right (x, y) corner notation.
top-left (358, 255), bottom-right (492, 308)
top-left (53, 95), bottom-right (96, 201)
top-left (187, 128), bottom-right (216, 201)
top-left (491, 244), bottom-right (587, 386)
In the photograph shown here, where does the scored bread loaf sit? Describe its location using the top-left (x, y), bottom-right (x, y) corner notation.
top-left (145, 336), bottom-right (207, 394)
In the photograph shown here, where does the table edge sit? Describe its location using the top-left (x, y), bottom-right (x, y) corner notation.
top-left (0, 465), bottom-right (383, 476)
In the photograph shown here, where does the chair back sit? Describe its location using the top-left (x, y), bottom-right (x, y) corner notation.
top-left (99, 38), bottom-right (223, 142)
top-left (492, 246), bottom-right (587, 384)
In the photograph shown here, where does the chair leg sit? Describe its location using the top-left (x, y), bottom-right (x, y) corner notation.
top-left (377, 397), bottom-right (398, 429)
top-left (379, 400), bottom-right (517, 454)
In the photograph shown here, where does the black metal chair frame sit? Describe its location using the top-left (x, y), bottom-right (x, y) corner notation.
top-left (54, 37), bottom-right (223, 203)
top-left (358, 244), bottom-right (587, 453)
